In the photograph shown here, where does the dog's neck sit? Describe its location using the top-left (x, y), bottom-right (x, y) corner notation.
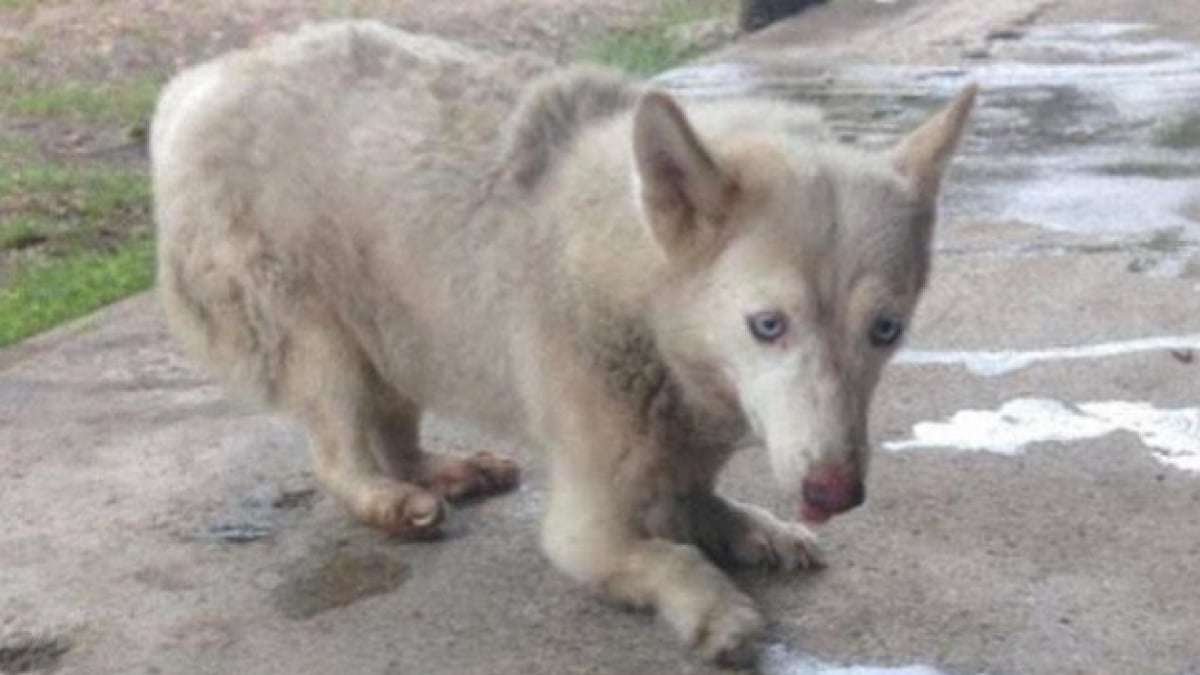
top-left (570, 301), bottom-right (748, 454)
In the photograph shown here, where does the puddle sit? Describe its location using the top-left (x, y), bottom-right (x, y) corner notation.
top-left (934, 228), bottom-right (1200, 274)
top-left (760, 644), bottom-right (961, 675)
top-left (885, 398), bottom-right (1200, 473)
top-left (896, 333), bottom-right (1200, 376)
top-left (272, 547), bottom-right (409, 620)
top-left (0, 632), bottom-right (71, 674)
top-left (661, 21), bottom-right (1200, 264)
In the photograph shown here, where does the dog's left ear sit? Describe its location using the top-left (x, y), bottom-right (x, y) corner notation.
top-left (634, 91), bottom-right (738, 256)
top-left (891, 84), bottom-right (978, 204)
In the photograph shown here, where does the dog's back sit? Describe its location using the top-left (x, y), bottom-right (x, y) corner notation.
top-left (153, 22), bottom-right (539, 412)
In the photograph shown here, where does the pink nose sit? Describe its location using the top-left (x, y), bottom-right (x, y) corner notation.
top-left (800, 465), bottom-right (865, 519)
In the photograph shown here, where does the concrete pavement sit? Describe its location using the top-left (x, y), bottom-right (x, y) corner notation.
top-left (3, 1), bottom-right (1199, 673)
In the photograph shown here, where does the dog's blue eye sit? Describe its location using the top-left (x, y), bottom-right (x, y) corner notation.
top-left (869, 315), bottom-right (903, 347)
top-left (748, 311), bottom-right (788, 343)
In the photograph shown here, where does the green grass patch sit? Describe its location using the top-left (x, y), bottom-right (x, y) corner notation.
top-left (0, 236), bottom-right (153, 346)
top-left (0, 160), bottom-right (152, 344)
top-left (0, 136), bottom-right (36, 160)
top-left (0, 215), bottom-right (52, 250)
top-left (0, 74), bottom-right (161, 126)
top-left (585, 0), bottom-right (732, 75)
top-left (1, 164), bottom-right (150, 231)
top-left (0, 0), bottom-right (43, 9)
top-left (1093, 160), bottom-right (1200, 179)
top-left (1154, 113), bottom-right (1200, 149)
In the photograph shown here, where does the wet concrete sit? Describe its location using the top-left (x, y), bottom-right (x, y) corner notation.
top-left (272, 545), bottom-right (410, 621)
top-left (3, 1), bottom-right (1200, 674)
top-left (666, 16), bottom-right (1200, 261)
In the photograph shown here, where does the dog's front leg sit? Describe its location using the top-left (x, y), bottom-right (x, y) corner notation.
top-left (649, 492), bottom-right (824, 572)
top-left (540, 442), bottom-right (764, 665)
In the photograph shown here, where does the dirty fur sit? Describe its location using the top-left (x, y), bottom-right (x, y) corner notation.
top-left (153, 21), bottom-right (975, 664)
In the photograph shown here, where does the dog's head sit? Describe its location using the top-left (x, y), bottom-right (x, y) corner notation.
top-left (639, 86), bottom-right (976, 523)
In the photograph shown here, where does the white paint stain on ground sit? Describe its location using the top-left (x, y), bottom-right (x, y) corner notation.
top-left (896, 333), bottom-right (1200, 376)
top-left (885, 398), bottom-right (1200, 473)
top-left (761, 644), bottom-right (958, 675)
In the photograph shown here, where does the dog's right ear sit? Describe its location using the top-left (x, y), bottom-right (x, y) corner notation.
top-left (633, 92), bottom-right (737, 256)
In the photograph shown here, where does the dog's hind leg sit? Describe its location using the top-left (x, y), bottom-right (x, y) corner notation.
top-left (280, 310), bottom-right (446, 537)
top-left (368, 394), bottom-right (521, 504)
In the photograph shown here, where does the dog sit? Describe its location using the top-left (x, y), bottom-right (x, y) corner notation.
top-left (152, 21), bottom-right (975, 664)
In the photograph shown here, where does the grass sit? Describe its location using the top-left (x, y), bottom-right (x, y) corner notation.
top-left (0, 236), bottom-right (153, 347)
top-left (1, 76), bottom-right (161, 126)
top-left (0, 136), bottom-right (35, 160)
top-left (0, 162), bottom-right (153, 346)
top-left (0, 215), bottom-right (52, 250)
top-left (585, 0), bottom-right (733, 75)
top-left (1154, 113), bottom-right (1200, 149)
top-left (0, 31), bottom-right (162, 347)
top-left (0, 164), bottom-right (151, 252)
top-left (1093, 160), bottom-right (1200, 179)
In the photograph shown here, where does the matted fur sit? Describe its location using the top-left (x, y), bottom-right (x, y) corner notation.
top-left (153, 21), bottom-right (975, 664)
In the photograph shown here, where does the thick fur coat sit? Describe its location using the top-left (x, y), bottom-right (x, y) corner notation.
top-left (153, 21), bottom-right (975, 663)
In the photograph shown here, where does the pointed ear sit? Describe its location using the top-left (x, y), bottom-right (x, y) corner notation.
top-left (892, 84), bottom-right (978, 204)
top-left (633, 91), bottom-right (737, 255)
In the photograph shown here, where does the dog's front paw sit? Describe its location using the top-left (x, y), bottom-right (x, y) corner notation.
top-left (672, 585), bottom-right (765, 666)
top-left (699, 594), bottom-right (765, 666)
top-left (725, 504), bottom-right (824, 571)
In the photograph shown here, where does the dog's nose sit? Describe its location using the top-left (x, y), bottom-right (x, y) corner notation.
top-left (801, 468), bottom-right (865, 516)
